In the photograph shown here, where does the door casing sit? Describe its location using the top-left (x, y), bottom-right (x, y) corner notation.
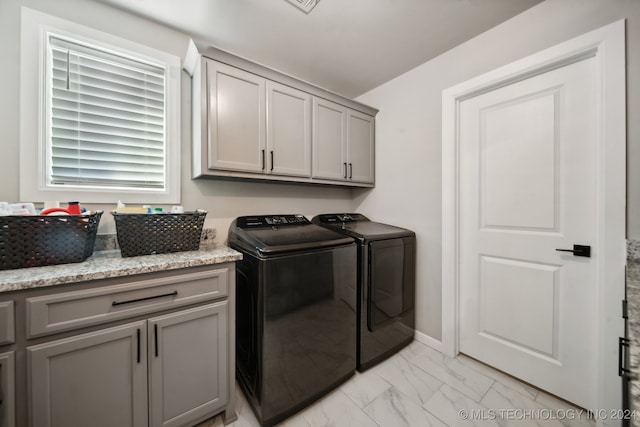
top-left (441, 20), bottom-right (626, 421)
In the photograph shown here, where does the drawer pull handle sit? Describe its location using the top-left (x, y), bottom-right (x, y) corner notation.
top-left (112, 291), bottom-right (178, 307)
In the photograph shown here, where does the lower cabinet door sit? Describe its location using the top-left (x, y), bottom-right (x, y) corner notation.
top-left (28, 321), bottom-right (148, 427)
top-left (149, 302), bottom-right (228, 427)
top-left (0, 351), bottom-right (15, 427)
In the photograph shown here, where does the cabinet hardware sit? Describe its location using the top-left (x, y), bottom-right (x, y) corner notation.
top-left (136, 328), bottom-right (141, 364)
top-left (343, 163), bottom-right (347, 179)
top-left (623, 299), bottom-right (628, 319)
top-left (555, 244), bottom-right (591, 258)
top-left (270, 151), bottom-right (274, 171)
top-left (154, 324), bottom-right (159, 357)
top-left (619, 336), bottom-right (631, 377)
top-left (349, 163), bottom-right (353, 179)
top-left (112, 291), bottom-right (178, 307)
top-left (261, 150), bottom-right (266, 170)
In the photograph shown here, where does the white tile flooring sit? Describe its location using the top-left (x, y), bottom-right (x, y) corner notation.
top-left (199, 340), bottom-right (595, 427)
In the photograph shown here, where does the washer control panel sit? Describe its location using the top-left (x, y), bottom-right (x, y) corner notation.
top-left (236, 215), bottom-right (310, 228)
top-left (315, 213), bottom-right (368, 224)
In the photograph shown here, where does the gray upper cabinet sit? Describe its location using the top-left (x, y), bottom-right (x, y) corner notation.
top-left (312, 98), bottom-right (347, 181)
top-left (197, 59), bottom-right (311, 178)
top-left (347, 109), bottom-right (375, 184)
top-left (206, 60), bottom-right (266, 173)
top-left (185, 39), bottom-right (377, 187)
top-left (267, 81), bottom-right (312, 177)
top-left (312, 98), bottom-right (375, 185)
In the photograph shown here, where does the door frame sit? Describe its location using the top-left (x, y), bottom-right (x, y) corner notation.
top-left (441, 20), bottom-right (626, 417)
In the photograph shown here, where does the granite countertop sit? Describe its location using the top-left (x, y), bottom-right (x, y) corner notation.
top-left (0, 245), bottom-right (242, 293)
top-left (627, 260), bottom-right (640, 424)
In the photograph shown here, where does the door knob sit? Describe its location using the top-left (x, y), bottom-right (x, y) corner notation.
top-left (555, 244), bottom-right (591, 258)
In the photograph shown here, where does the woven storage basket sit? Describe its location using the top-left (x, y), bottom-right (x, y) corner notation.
top-left (112, 211), bottom-right (207, 257)
top-left (0, 211), bottom-right (103, 270)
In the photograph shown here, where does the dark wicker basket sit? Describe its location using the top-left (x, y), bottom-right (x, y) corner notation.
top-left (112, 211), bottom-right (207, 257)
top-left (0, 211), bottom-right (103, 270)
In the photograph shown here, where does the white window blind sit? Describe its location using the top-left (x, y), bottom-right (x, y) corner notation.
top-left (47, 35), bottom-right (167, 190)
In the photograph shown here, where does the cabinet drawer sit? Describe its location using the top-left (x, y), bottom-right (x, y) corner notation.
top-left (27, 267), bottom-right (229, 338)
top-left (0, 301), bottom-right (15, 346)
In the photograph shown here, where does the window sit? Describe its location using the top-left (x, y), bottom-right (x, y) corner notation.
top-left (47, 35), bottom-right (167, 190)
top-left (20, 8), bottom-right (180, 204)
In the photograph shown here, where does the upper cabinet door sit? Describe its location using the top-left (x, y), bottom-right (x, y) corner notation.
top-left (267, 82), bottom-right (312, 177)
top-left (347, 110), bottom-right (375, 184)
top-left (206, 60), bottom-right (266, 173)
top-left (312, 98), bottom-right (347, 181)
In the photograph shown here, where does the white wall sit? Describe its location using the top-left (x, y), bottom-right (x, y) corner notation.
top-left (0, 0), bottom-right (358, 241)
top-left (355, 0), bottom-right (640, 341)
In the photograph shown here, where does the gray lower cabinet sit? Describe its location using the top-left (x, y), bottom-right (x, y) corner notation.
top-left (0, 351), bottom-right (15, 427)
top-left (149, 302), bottom-right (228, 427)
top-left (10, 263), bottom-right (236, 427)
top-left (29, 322), bottom-right (148, 427)
top-left (28, 302), bottom-right (230, 427)
top-left (0, 300), bottom-right (15, 427)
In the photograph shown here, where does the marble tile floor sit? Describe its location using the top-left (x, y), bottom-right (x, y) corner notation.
top-left (198, 340), bottom-right (595, 427)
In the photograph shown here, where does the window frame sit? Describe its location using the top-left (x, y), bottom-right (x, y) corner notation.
top-left (19, 7), bottom-right (181, 204)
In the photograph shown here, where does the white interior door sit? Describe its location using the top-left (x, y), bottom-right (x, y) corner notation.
top-left (458, 56), bottom-right (598, 409)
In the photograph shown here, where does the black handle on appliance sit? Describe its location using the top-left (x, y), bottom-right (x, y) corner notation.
top-left (270, 151), bottom-right (274, 171)
top-left (555, 244), bottom-right (591, 258)
top-left (112, 291), bottom-right (178, 307)
top-left (619, 336), bottom-right (631, 377)
top-left (349, 163), bottom-right (353, 179)
top-left (136, 328), bottom-right (141, 364)
top-left (261, 150), bottom-right (266, 170)
top-left (154, 324), bottom-right (159, 357)
top-left (343, 163), bottom-right (347, 179)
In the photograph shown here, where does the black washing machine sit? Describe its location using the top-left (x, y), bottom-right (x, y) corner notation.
top-left (312, 213), bottom-right (416, 371)
top-left (228, 215), bottom-right (357, 427)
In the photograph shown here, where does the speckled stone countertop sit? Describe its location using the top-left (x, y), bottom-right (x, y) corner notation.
top-left (627, 260), bottom-right (640, 425)
top-left (0, 244), bottom-right (242, 293)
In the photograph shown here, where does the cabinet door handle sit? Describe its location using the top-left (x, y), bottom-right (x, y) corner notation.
top-left (349, 163), bottom-right (353, 179)
top-left (154, 324), bottom-right (159, 357)
top-left (270, 151), bottom-right (274, 171)
top-left (261, 149), bottom-right (266, 170)
top-left (619, 336), bottom-right (631, 377)
top-left (136, 328), bottom-right (141, 364)
top-left (112, 291), bottom-right (178, 307)
top-left (344, 163), bottom-right (347, 179)
top-left (0, 361), bottom-right (3, 406)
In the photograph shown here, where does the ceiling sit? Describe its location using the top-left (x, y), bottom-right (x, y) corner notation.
top-left (96, 0), bottom-right (544, 98)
